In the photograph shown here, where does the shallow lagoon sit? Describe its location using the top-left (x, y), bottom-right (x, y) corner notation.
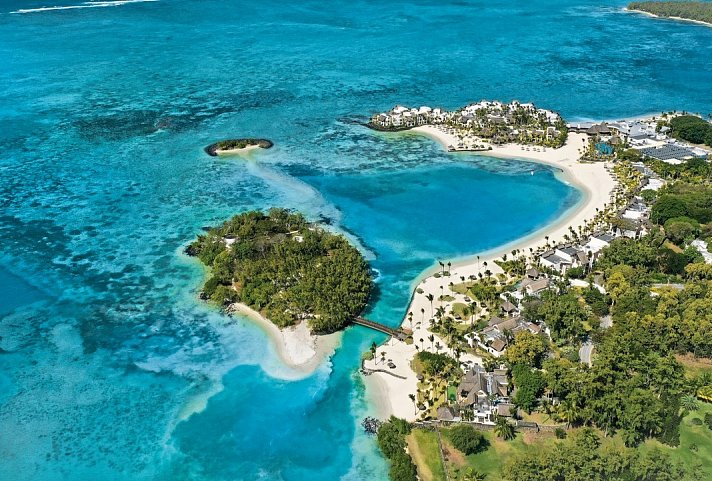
top-left (1, 0), bottom-right (711, 479)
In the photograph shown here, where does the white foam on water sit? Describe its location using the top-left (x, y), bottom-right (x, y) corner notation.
top-left (11, 0), bottom-right (158, 14)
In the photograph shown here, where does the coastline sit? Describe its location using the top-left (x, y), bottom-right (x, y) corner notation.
top-left (364, 126), bottom-right (618, 420)
top-left (408, 126), bottom-right (607, 276)
top-left (625, 7), bottom-right (712, 28)
top-left (229, 302), bottom-right (342, 378)
top-left (214, 144), bottom-right (263, 155)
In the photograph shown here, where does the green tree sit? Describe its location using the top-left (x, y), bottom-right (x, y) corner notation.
top-left (449, 425), bottom-right (489, 455)
top-left (664, 216), bottom-right (700, 245)
top-left (505, 331), bottom-right (548, 368)
top-left (494, 415), bottom-right (515, 440)
top-left (651, 195), bottom-right (688, 225)
top-left (511, 365), bottom-right (546, 413)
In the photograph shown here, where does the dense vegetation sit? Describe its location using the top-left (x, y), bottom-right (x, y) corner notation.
top-left (203, 138), bottom-right (273, 156)
top-left (415, 351), bottom-right (461, 376)
top-left (667, 115), bottom-right (712, 146)
top-left (188, 209), bottom-right (372, 333)
top-left (377, 417), bottom-right (418, 481)
top-left (503, 428), bottom-right (691, 481)
top-left (629, 1), bottom-right (712, 25)
top-left (379, 156), bottom-right (712, 481)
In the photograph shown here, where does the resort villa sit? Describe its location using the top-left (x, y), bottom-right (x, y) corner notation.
top-left (369, 100), bottom-right (567, 150)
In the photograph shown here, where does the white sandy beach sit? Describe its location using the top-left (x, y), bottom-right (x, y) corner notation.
top-left (230, 303), bottom-right (342, 377)
top-left (625, 7), bottom-right (712, 29)
top-left (215, 144), bottom-right (263, 155)
top-left (363, 126), bottom-right (618, 421)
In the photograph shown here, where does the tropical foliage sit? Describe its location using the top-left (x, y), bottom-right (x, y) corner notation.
top-left (377, 417), bottom-right (417, 481)
top-left (629, 2), bottom-right (712, 27)
top-left (448, 424), bottom-right (489, 455)
top-left (188, 209), bottom-right (372, 333)
top-left (502, 428), bottom-right (689, 481)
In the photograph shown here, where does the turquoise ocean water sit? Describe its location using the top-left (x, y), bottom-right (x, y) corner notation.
top-left (0, 1), bottom-right (710, 480)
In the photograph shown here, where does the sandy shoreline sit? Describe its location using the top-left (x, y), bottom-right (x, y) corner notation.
top-left (230, 303), bottom-right (342, 378)
top-left (363, 126), bottom-right (618, 420)
top-left (625, 7), bottom-right (712, 28)
top-left (215, 144), bottom-right (263, 155)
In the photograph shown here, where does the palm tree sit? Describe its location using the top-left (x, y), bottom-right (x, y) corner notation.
top-left (559, 399), bottom-right (578, 428)
top-left (428, 334), bottom-right (435, 350)
top-left (469, 302), bottom-right (478, 324)
top-left (421, 307), bottom-right (425, 321)
top-left (408, 393), bottom-right (417, 414)
top-left (447, 261), bottom-right (452, 274)
top-left (463, 469), bottom-right (487, 481)
top-left (680, 394), bottom-right (699, 412)
top-left (369, 342), bottom-right (377, 360)
top-left (494, 415), bottom-right (515, 440)
top-left (426, 293), bottom-right (434, 316)
top-left (380, 351), bottom-right (386, 365)
top-left (438, 260), bottom-right (445, 274)
top-left (420, 338), bottom-right (424, 350)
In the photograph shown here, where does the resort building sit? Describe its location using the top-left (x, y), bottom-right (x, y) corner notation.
top-left (369, 100), bottom-right (566, 147)
top-left (454, 366), bottom-right (509, 423)
top-left (469, 316), bottom-right (545, 358)
top-left (638, 143), bottom-right (708, 163)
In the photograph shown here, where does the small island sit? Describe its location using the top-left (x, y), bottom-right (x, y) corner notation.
top-left (187, 208), bottom-right (372, 334)
top-left (204, 138), bottom-right (274, 156)
top-left (628, 1), bottom-right (712, 26)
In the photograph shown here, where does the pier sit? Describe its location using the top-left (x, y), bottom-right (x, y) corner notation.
top-left (353, 316), bottom-right (408, 341)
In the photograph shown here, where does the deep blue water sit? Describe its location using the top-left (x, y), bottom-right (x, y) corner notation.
top-left (0, 0), bottom-right (710, 480)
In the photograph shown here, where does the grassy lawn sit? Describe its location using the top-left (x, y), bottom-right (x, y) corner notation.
top-left (451, 282), bottom-right (475, 295)
top-left (406, 427), bottom-right (558, 481)
top-left (519, 410), bottom-right (559, 426)
top-left (663, 240), bottom-right (684, 253)
top-left (451, 302), bottom-right (469, 319)
top-left (638, 402), bottom-right (712, 478)
top-left (407, 429), bottom-right (446, 481)
top-left (676, 353), bottom-right (712, 379)
top-left (409, 409), bottom-right (712, 480)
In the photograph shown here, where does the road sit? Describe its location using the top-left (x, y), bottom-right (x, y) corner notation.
top-left (579, 341), bottom-right (594, 367)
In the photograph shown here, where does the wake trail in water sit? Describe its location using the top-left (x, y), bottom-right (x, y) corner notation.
top-left (244, 161), bottom-right (377, 260)
top-left (11, 0), bottom-right (158, 14)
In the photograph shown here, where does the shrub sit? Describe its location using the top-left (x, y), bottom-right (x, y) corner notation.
top-left (691, 417), bottom-right (703, 426)
top-left (555, 428), bottom-right (567, 439)
top-left (565, 266), bottom-right (585, 279)
top-left (664, 216), bottom-right (701, 245)
top-left (658, 411), bottom-right (681, 447)
top-left (702, 413), bottom-right (712, 430)
top-left (449, 425), bottom-right (489, 455)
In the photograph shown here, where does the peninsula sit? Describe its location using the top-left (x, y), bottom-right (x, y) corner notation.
top-left (368, 100), bottom-right (568, 149)
top-left (187, 208), bottom-right (372, 371)
top-left (204, 138), bottom-right (274, 156)
top-left (363, 104), bottom-right (712, 481)
top-left (627, 1), bottom-right (712, 26)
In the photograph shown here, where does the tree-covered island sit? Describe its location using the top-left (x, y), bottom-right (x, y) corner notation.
top-left (187, 208), bottom-right (372, 334)
top-left (204, 138), bottom-right (274, 156)
top-left (628, 2), bottom-right (712, 25)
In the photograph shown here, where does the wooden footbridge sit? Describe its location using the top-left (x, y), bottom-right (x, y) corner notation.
top-left (353, 316), bottom-right (408, 341)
